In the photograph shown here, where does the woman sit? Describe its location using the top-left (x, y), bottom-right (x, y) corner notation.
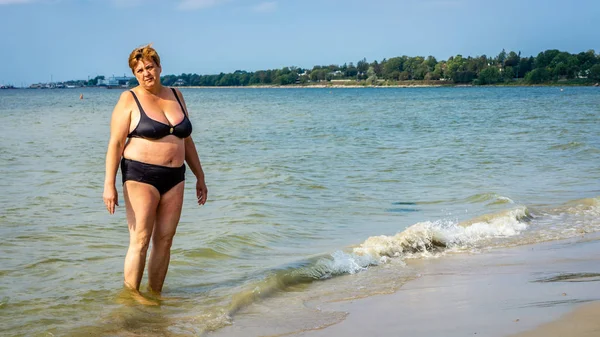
top-left (103, 44), bottom-right (207, 295)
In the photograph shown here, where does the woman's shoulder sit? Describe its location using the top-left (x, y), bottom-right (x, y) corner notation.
top-left (169, 86), bottom-right (183, 97)
top-left (119, 88), bottom-right (135, 100)
top-left (118, 88), bottom-right (136, 103)
top-left (169, 87), bottom-right (187, 103)
top-left (111, 89), bottom-right (136, 115)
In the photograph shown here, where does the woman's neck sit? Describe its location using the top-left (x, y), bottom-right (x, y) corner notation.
top-left (140, 83), bottom-right (163, 96)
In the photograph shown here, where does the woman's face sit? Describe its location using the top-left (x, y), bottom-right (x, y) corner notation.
top-left (134, 58), bottom-right (161, 89)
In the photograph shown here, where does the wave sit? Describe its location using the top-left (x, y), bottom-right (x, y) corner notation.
top-left (465, 192), bottom-right (515, 205)
top-left (549, 141), bottom-right (585, 150)
top-left (550, 197), bottom-right (600, 215)
top-left (355, 206), bottom-right (531, 260)
top-left (191, 197), bottom-right (600, 333)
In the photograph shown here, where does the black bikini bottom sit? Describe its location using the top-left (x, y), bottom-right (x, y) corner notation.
top-left (121, 158), bottom-right (185, 195)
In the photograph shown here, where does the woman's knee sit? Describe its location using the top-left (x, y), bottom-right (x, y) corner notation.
top-left (129, 232), bottom-right (152, 253)
top-left (152, 232), bottom-right (175, 250)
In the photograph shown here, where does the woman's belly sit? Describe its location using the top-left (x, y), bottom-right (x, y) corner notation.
top-left (123, 137), bottom-right (185, 167)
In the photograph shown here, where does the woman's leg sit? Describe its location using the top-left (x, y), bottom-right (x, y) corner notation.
top-left (148, 181), bottom-right (185, 293)
top-left (123, 181), bottom-right (160, 291)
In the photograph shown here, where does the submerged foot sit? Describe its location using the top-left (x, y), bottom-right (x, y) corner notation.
top-left (119, 283), bottom-right (160, 306)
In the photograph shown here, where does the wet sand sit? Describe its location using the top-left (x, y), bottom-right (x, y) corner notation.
top-left (213, 233), bottom-right (600, 337)
top-left (510, 301), bottom-right (600, 337)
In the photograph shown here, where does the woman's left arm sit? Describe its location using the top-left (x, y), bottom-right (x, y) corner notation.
top-left (175, 88), bottom-right (208, 205)
top-left (185, 136), bottom-right (207, 205)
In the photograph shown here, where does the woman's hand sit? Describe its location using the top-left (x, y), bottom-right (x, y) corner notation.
top-left (103, 184), bottom-right (119, 214)
top-left (196, 179), bottom-right (208, 205)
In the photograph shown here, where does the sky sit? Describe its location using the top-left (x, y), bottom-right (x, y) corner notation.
top-left (1, 0), bottom-right (599, 85)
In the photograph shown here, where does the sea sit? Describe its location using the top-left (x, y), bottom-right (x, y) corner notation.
top-left (0, 86), bottom-right (599, 336)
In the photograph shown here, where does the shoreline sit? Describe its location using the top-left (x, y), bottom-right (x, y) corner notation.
top-left (178, 83), bottom-right (599, 89)
top-left (6, 82), bottom-right (598, 90)
top-left (213, 233), bottom-right (600, 337)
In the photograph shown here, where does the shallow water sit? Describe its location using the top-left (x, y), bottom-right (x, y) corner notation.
top-left (0, 87), bottom-right (599, 336)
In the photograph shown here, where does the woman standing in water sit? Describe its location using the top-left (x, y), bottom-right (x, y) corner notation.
top-left (103, 44), bottom-right (207, 295)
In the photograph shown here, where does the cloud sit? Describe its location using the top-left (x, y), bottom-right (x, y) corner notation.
top-left (0, 0), bottom-right (34, 4)
top-left (177, 0), bottom-right (229, 10)
top-left (252, 1), bottom-right (276, 13)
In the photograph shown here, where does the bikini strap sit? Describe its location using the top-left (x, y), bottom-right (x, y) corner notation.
top-left (129, 90), bottom-right (147, 117)
top-left (171, 88), bottom-right (187, 116)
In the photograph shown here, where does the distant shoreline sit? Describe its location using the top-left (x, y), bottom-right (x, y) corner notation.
top-left (5, 81), bottom-right (598, 90)
top-left (177, 83), bottom-right (599, 89)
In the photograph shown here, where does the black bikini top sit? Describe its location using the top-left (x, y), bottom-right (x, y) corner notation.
top-left (128, 88), bottom-right (193, 140)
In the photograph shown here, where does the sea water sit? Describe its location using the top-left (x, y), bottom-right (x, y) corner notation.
top-left (0, 87), bottom-right (598, 336)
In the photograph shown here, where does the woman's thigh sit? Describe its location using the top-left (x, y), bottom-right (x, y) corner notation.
top-left (124, 181), bottom-right (161, 237)
top-left (153, 181), bottom-right (185, 242)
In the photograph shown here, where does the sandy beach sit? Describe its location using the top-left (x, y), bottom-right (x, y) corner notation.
top-left (213, 233), bottom-right (600, 337)
top-left (510, 301), bottom-right (600, 337)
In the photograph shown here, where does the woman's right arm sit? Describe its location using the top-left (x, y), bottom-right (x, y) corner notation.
top-left (103, 92), bottom-right (133, 214)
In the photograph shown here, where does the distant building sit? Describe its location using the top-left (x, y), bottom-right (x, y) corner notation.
top-left (98, 76), bottom-right (133, 88)
top-left (173, 79), bottom-right (187, 86)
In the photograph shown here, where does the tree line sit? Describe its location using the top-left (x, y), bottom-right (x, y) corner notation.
top-left (128, 49), bottom-right (600, 87)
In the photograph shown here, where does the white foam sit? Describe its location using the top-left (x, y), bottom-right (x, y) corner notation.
top-left (497, 196), bottom-right (514, 203)
top-left (353, 207), bottom-right (530, 260)
top-left (317, 250), bottom-right (378, 278)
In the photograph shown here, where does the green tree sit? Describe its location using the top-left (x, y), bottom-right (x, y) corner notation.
top-left (525, 68), bottom-right (550, 84)
top-left (553, 63), bottom-right (568, 79)
top-left (497, 49), bottom-right (507, 67)
top-left (502, 66), bottom-right (515, 81)
top-left (577, 50), bottom-right (598, 74)
top-left (399, 71), bottom-right (410, 80)
top-left (88, 75), bottom-right (105, 86)
top-left (589, 64), bottom-right (600, 81)
top-left (465, 55), bottom-right (487, 74)
top-left (161, 75), bottom-right (177, 86)
top-left (357, 58), bottom-right (369, 75)
top-left (534, 49), bottom-right (560, 69)
top-left (403, 56), bottom-right (424, 79)
top-left (310, 68), bottom-right (328, 82)
top-left (383, 57), bottom-right (405, 79)
top-left (478, 67), bottom-right (500, 84)
top-left (414, 63), bottom-right (429, 80)
top-left (371, 60), bottom-right (382, 77)
top-left (454, 71), bottom-right (476, 83)
top-left (366, 66), bottom-right (377, 85)
top-left (446, 55), bottom-right (467, 81)
top-left (345, 62), bottom-right (358, 78)
top-left (517, 57), bottom-right (534, 78)
top-left (425, 56), bottom-right (437, 69)
top-left (433, 62), bottom-right (445, 79)
top-left (425, 72), bottom-right (440, 80)
top-left (505, 51), bottom-right (520, 67)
